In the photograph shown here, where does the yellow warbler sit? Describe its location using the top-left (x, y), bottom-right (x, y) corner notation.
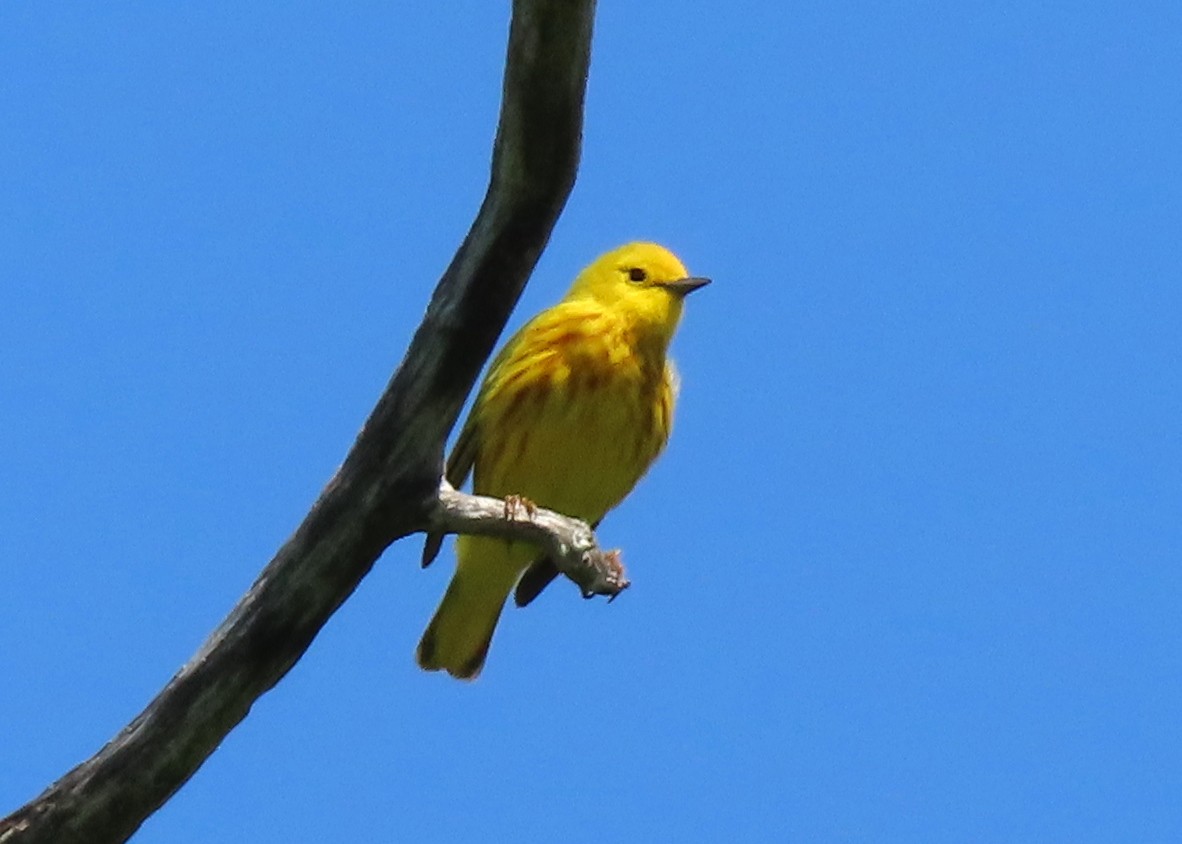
top-left (417, 242), bottom-right (709, 679)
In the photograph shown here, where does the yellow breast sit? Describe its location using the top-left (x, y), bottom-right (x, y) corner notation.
top-left (471, 300), bottom-right (675, 524)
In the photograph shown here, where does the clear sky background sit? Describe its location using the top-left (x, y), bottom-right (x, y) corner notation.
top-left (2, 3), bottom-right (1180, 842)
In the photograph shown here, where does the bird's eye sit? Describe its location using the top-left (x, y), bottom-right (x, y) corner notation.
top-left (627, 267), bottom-right (647, 283)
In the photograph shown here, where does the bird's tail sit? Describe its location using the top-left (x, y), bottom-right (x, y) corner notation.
top-left (415, 537), bottom-right (522, 680)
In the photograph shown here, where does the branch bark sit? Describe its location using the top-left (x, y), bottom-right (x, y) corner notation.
top-left (432, 485), bottom-right (629, 600)
top-left (0, 2), bottom-right (597, 841)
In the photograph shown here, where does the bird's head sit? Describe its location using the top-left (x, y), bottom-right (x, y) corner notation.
top-left (566, 242), bottom-right (710, 343)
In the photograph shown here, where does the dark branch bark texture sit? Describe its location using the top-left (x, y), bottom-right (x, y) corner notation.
top-left (0, 2), bottom-right (597, 841)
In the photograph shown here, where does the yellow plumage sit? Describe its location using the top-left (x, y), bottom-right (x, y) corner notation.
top-left (416, 242), bottom-right (709, 679)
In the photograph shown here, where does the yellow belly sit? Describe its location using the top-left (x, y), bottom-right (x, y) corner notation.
top-left (474, 346), bottom-right (672, 526)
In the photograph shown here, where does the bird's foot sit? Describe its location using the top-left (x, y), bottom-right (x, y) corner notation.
top-left (503, 494), bottom-right (537, 522)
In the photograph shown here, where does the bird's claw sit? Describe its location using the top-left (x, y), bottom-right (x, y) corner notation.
top-left (503, 494), bottom-right (537, 522)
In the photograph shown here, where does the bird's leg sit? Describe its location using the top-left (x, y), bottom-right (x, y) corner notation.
top-left (503, 494), bottom-right (538, 522)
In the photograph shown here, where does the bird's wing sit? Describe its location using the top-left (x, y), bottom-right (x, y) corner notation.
top-left (423, 305), bottom-right (588, 569)
top-left (513, 557), bottom-right (558, 607)
top-left (444, 414), bottom-right (479, 490)
top-left (513, 520), bottom-right (601, 607)
top-left (421, 411), bottom-right (481, 568)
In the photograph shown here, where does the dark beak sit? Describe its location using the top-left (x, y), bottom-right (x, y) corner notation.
top-left (658, 276), bottom-right (711, 296)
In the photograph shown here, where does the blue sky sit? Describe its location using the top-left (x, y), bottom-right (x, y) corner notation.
top-left (3, 2), bottom-right (1180, 841)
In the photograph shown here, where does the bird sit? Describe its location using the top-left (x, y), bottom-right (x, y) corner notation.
top-left (416, 242), bottom-right (709, 679)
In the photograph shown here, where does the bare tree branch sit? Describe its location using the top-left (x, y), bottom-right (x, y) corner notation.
top-left (0, 2), bottom-right (597, 841)
top-left (431, 485), bottom-right (630, 599)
